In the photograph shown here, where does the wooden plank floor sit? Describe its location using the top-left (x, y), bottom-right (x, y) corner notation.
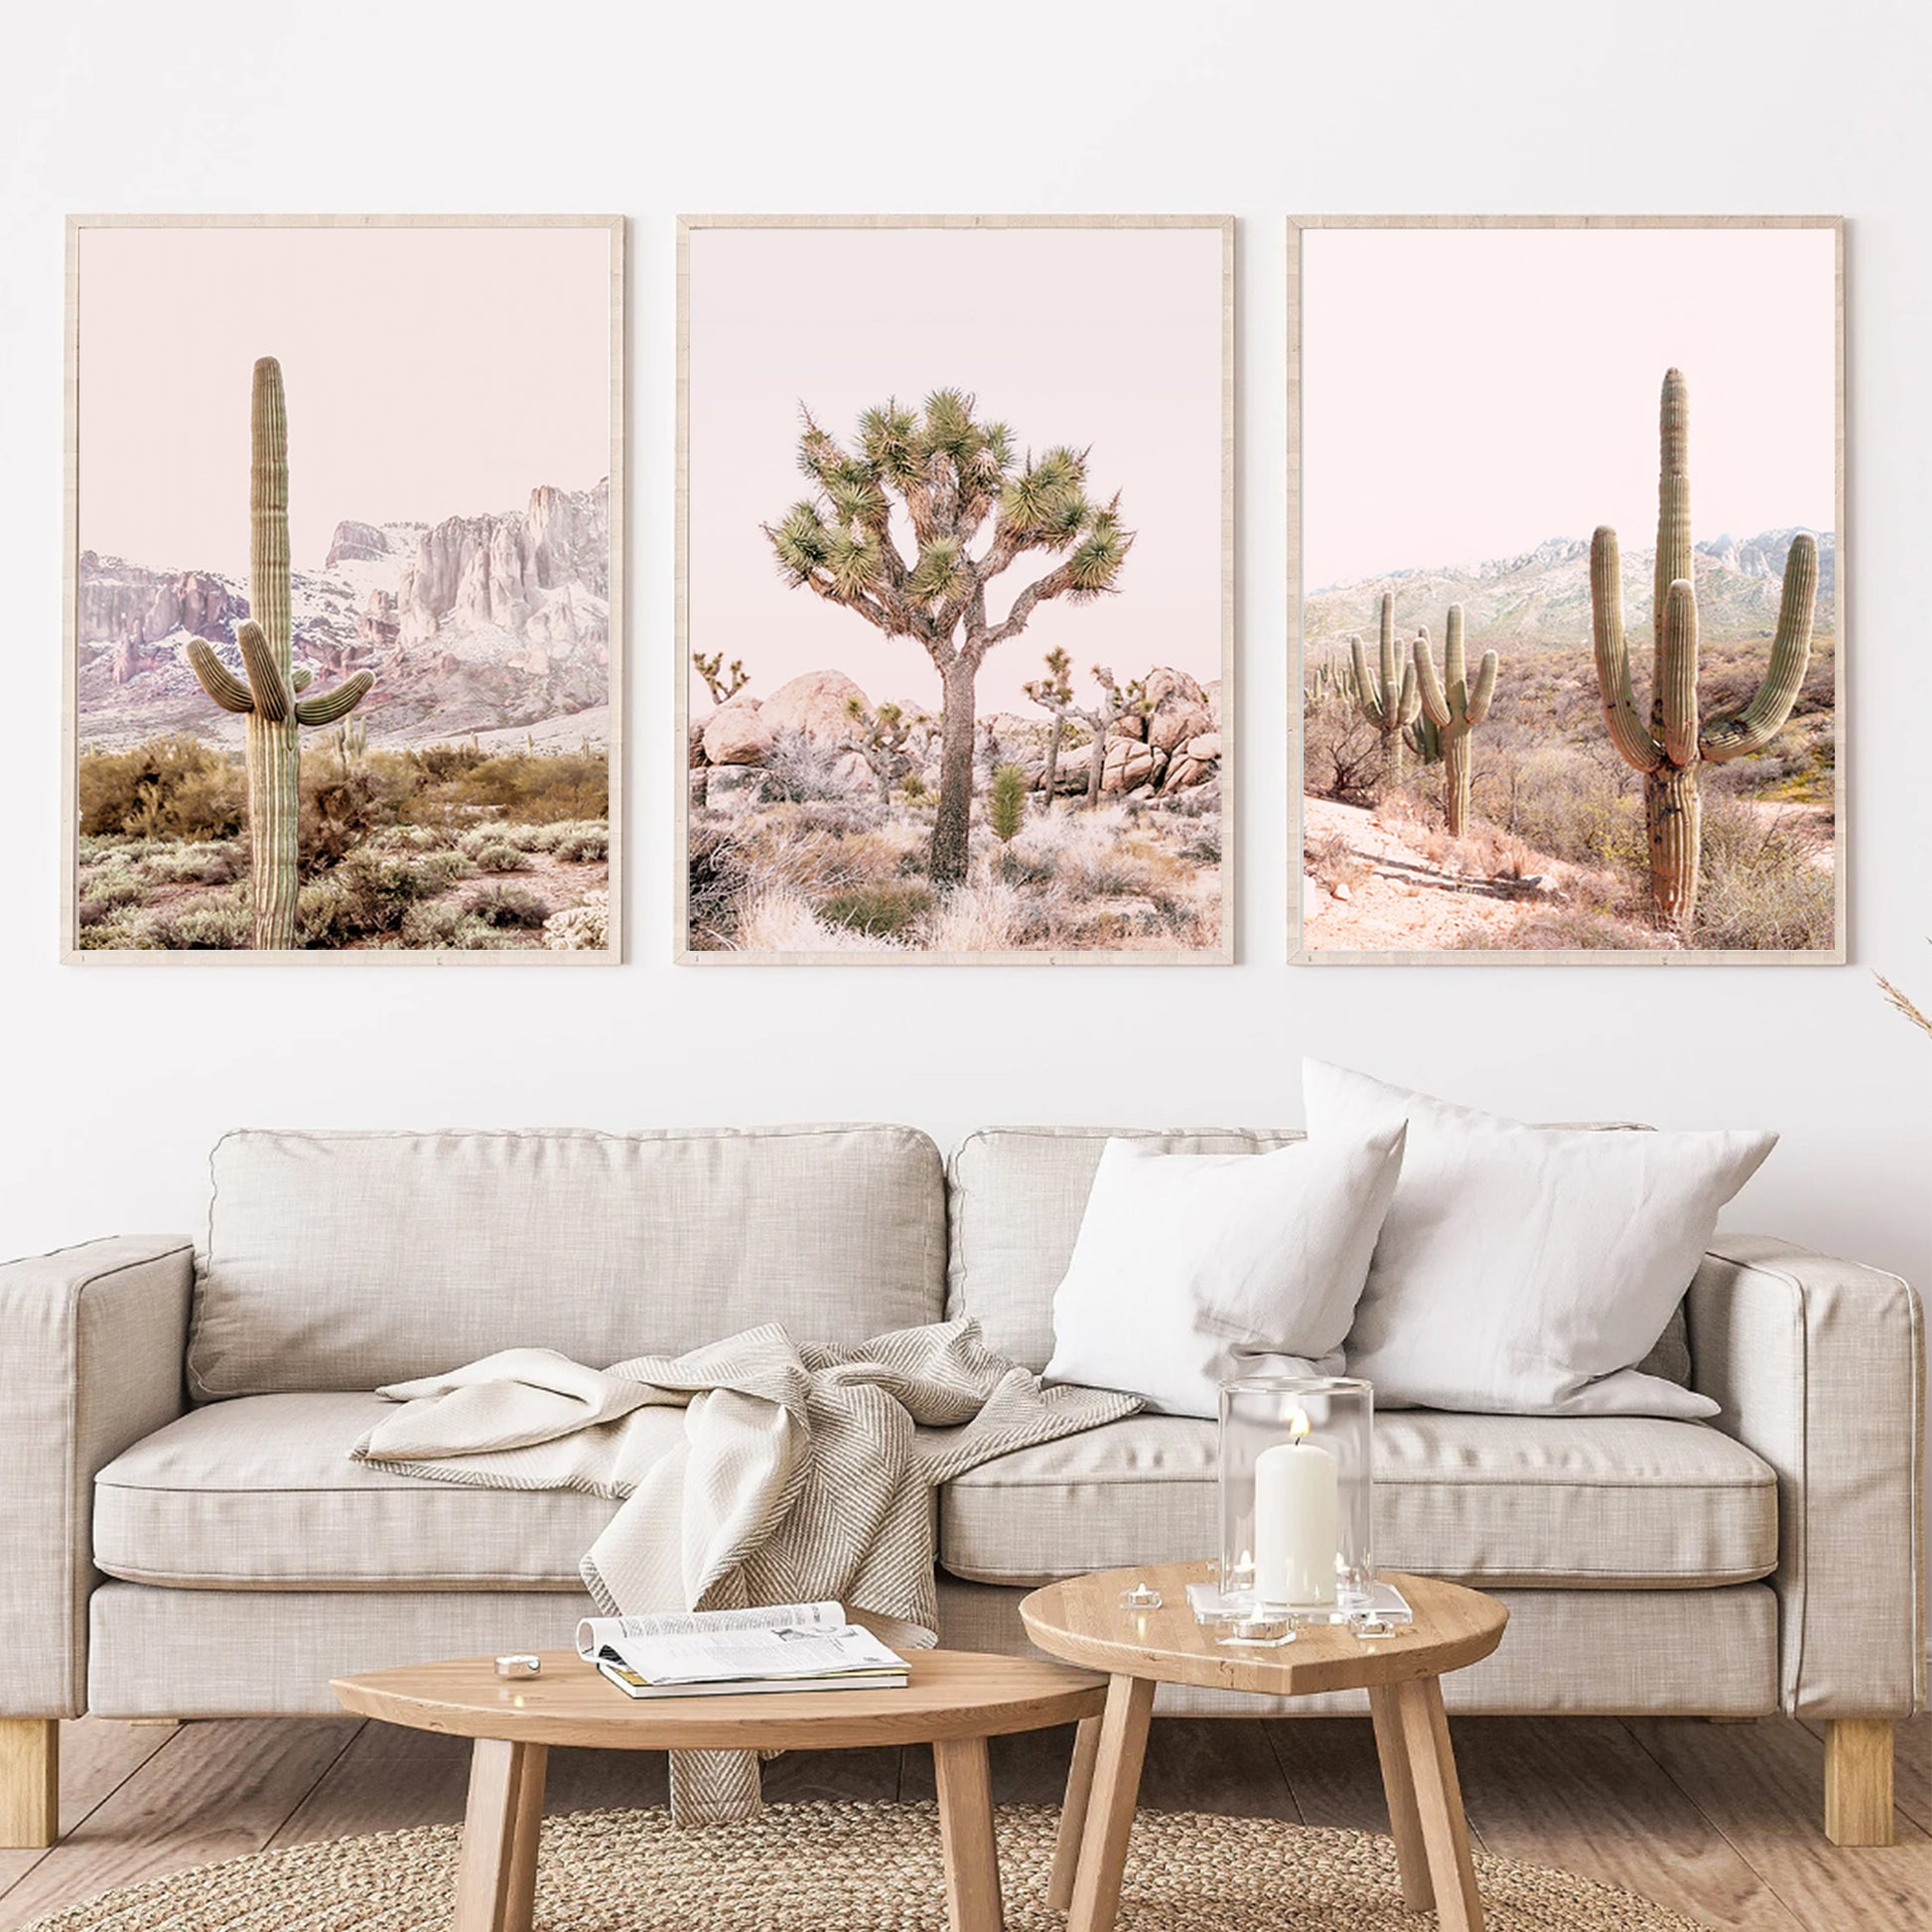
top-left (1, 1713), bottom-right (1926, 1929)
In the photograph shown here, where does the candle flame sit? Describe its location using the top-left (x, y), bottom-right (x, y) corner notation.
top-left (1288, 1408), bottom-right (1311, 1441)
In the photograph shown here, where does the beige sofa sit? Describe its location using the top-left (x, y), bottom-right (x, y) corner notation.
top-left (1, 1124), bottom-right (1921, 1849)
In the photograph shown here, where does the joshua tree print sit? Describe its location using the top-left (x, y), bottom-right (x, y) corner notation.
top-left (764, 389), bottom-right (1132, 886)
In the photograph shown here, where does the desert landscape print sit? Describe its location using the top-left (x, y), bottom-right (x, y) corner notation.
top-left (1296, 220), bottom-right (1840, 960)
top-left (67, 217), bottom-right (621, 959)
top-left (681, 218), bottom-right (1231, 961)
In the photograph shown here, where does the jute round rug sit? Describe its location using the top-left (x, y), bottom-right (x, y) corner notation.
top-left (18, 1801), bottom-right (1708, 1931)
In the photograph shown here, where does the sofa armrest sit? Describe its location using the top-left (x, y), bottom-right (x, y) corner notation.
top-left (1688, 1234), bottom-right (1924, 1720)
top-left (0, 1236), bottom-right (194, 1717)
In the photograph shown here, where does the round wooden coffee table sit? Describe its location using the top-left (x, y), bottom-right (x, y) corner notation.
top-left (1022, 1562), bottom-right (1508, 1932)
top-left (333, 1647), bottom-right (1103, 1932)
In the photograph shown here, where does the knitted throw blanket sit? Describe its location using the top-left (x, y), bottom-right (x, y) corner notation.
top-left (352, 1318), bottom-right (1139, 1824)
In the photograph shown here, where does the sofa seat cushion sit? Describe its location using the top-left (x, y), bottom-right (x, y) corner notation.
top-left (937, 1410), bottom-right (1778, 1590)
top-left (94, 1393), bottom-right (638, 1589)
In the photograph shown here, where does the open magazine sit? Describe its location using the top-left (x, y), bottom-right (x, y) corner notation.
top-left (575, 1601), bottom-right (909, 1700)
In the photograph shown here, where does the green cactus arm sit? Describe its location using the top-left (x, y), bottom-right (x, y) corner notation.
top-left (1377, 605), bottom-right (1399, 706)
top-left (1348, 633), bottom-right (1383, 722)
top-left (292, 665), bottom-right (314, 691)
top-left (236, 619), bottom-right (291, 722)
top-left (184, 638), bottom-right (255, 714)
top-left (1702, 532), bottom-right (1819, 763)
top-left (1659, 579), bottom-right (1701, 766)
top-left (1444, 606), bottom-right (1467, 709)
top-left (1590, 524), bottom-right (1663, 773)
top-left (1465, 650), bottom-right (1500, 727)
top-left (294, 670), bottom-right (374, 727)
top-left (1654, 369), bottom-right (1693, 647)
top-left (1413, 632), bottom-right (1451, 729)
top-left (1396, 660), bottom-right (1421, 726)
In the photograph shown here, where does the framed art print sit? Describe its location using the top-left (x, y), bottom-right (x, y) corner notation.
top-left (679, 214), bottom-right (1233, 963)
top-left (64, 213), bottom-right (623, 962)
top-left (1291, 215), bottom-right (1843, 964)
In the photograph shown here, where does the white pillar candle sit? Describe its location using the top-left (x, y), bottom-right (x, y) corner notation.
top-left (1252, 1417), bottom-right (1338, 1607)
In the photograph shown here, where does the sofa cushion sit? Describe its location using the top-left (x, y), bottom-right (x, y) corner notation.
top-left (948, 1127), bottom-right (1306, 1370)
top-left (190, 1125), bottom-right (946, 1397)
top-left (94, 1393), bottom-right (628, 1588)
top-left (946, 1123), bottom-right (1694, 1385)
top-left (937, 1410), bottom-right (1778, 1590)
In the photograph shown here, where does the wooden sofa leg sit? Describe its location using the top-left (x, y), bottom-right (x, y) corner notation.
top-left (1824, 1719), bottom-right (1894, 1847)
top-left (0, 1720), bottom-right (59, 1849)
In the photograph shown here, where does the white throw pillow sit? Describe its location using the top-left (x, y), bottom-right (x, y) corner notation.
top-left (1306, 1060), bottom-right (1775, 1419)
top-left (1043, 1127), bottom-right (1408, 1417)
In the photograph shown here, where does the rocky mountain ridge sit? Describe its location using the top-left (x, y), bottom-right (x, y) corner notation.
top-left (76, 482), bottom-right (611, 749)
top-left (1306, 527), bottom-right (1836, 660)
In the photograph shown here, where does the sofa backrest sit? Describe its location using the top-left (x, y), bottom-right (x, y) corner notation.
top-left (189, 1125), bottom-right (947, 1398)
top-left (947, 1126), bottom-right (1306, 1369)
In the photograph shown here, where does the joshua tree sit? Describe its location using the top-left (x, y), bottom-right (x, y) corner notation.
top-left (989, 761), bottom-right (1029, 843)
top-left (1349, 593), bottom-right (1420, 783)
top-left (841, 695), bottom-right (920, 807)
top-left (1023, 645), bottom-right (1076, 808)
top-left (186, 358), bottom-right (373, 948)
top-left (1412, 607), bottom-right (1498, 839)
top-left (1590, 368), bottom-right (1818, 930)
top-left (1075, 664), bottom-right (1150, 809)
top-left (693, 650), bottom-right (750, 706)
top-left (764, 389), bottom-right (1132, 886)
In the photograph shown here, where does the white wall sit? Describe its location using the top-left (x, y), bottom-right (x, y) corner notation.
top-left (2, 0), bottom-right (1928, 1307)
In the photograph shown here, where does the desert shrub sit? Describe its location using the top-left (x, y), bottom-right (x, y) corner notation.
top-left (465, 882), bottom-right (550, 929)
top-left (687, 824), bottom-right (750, 942)
top-left (369, 824), bottom-right (452, 854)
top-left (1694, 807), bottom-right (1835, 951)
top-left (1484, 745), bottom-right (1647, 877)
top-left (299, 759), bottom-right (393, 874)
top-left (920, 877), bottom-right (1030, 951)
top-left (470, 841), bottom-right (533, 874)
top-left (820, 882), bottom-right (935, 939)
top-left (78, 735), bottom-right (246, 840)
top-left (759, 729), bottom-right (852, 804)
top-left (543, 892), bottom-right (611, 951)
top-left (551, 824), bottom-right (610, 863)
top-left (1307, 829), bottom-right (1370, 896)
top-left (730, 888), bottom-right (897, 953)
top-left (135, 842), bottom-right (234, 887)
top-left (404, 748), bottom-right (608, 824)
top-left (150, 899), bottom-right (252, 950)
top-left (76, 867), bottom-right (147, 914)
top-left (399, 900), bottom-right (469, 948)
top-left (1302, 701), bottom-right (1380, 803)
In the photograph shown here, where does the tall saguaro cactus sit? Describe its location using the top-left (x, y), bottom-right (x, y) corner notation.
top-left (186, 358), bottom-right (374, 948)
top-left (1590, 369), bottom-right (1817, 929)
top-left (1348, 592), bottom-right (1420, 781)
top-left (1413, 606), bottom-right (1498, 838)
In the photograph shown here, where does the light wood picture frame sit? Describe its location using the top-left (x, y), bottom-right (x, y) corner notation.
top-left (64, 212), bottom-right (625, 965)
top-left (677, 213), bottom-right (1235, 965)
top-left (1290, 214), bottom-right (1845, 966)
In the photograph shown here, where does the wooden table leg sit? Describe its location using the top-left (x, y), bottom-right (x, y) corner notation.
top-left (1066, 1674), bottom-right (1155, 1932)
top-left (1395, 1676), bottom-right (1483, 1932)
top-left (454, 1737), bottom-right (548, 1932)
top-left (934, 1733), bottom-right (1004, 1932)
top-left (1368, 1683), bottom-right (1433, 1911)
top-left (1048, 1715), bottom-right (1103, 1910)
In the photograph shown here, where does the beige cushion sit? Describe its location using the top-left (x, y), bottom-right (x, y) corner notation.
top-left (190, 1125), bottom-right (946, 1397)
top-left (95, 1393), bottom-right (626, 1588)
top-left (946, 1123), bottom-right (1692, 1384)
top-left (938, 1409), bottom-right (1777, 1590)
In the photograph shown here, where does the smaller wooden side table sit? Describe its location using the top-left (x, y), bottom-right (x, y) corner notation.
top-left (334, 1647), bottom-right (1104, 1932)
top-left (1022, 1562), bottom-right (1508, 1932)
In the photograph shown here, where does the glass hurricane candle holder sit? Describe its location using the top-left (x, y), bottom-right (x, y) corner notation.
top-left (1219, 1374), bottom-right (1374, 1614)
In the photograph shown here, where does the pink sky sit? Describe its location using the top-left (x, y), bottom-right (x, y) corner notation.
top-left (1301, 226), bottom-right (1837, 589)
top-left (686, 224), bottom-right (1226, 718)
top-left (76, 223), bottom-right (614, 578)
